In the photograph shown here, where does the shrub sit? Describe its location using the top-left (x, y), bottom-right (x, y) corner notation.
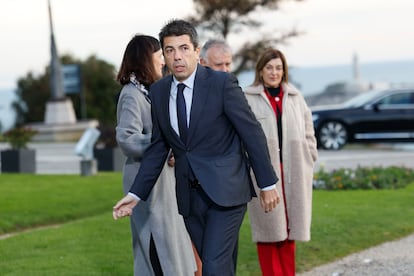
top-left (313, 166), bottom-right (414, 190)
top-left (2, 127), bottom-right (38, 149)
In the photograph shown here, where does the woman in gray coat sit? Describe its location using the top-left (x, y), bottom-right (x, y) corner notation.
top-left (244, 49), bottom-right (318, 276)
top-left (115, 35), bottom-right (197, 276)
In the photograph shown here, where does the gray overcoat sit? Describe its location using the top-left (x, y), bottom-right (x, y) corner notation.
top-left (116, 82), bottom-right (196, 275)
top-left (244, 83), bottom-right (318, 242)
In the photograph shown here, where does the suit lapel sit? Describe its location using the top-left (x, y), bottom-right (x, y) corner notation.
top-left (188, 65), bottom-right (209, 143)
top-left (158, 76), bottom-right (182, 144)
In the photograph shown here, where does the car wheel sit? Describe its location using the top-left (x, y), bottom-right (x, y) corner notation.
top-left (317, 121), bottom-right (348, 150)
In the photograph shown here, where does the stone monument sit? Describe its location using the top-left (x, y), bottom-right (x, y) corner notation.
top-left (31, 0), bottom-right (98, 141)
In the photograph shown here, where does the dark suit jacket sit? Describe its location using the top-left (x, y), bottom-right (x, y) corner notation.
top-left (130, 65), bottom-right (277, 216)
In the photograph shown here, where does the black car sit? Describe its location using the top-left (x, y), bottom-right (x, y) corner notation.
top-left (311, 88), bottom-right (414, 150)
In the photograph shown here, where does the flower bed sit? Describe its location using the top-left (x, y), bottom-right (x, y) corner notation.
top-left (313, 166), bottom-right (414, 190)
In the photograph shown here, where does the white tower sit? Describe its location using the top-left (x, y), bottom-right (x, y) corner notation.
top-left (352, 52), bottom-right (360, 82)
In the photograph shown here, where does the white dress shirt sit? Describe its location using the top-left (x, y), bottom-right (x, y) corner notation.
top-left (169, 68), bottom-right (197, 136)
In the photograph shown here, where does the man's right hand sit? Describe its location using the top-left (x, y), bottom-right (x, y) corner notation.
top-left (112, 194), bottom-right (139, 220)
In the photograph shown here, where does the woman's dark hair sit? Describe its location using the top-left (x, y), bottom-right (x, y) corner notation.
top-left (253, 48), bottom-right (289, 86)
top-left (116, 35), bottom-right (161, 86)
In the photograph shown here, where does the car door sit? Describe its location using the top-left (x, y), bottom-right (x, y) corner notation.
top-left (359, 91), bottom-right (414, 139)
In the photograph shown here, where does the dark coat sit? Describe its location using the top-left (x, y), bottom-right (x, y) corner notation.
top-left (130, 65), bottom-right (277, 216)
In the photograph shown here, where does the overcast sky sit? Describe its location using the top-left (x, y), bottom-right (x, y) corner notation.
top-left (1, 0), bottom-right (413, 90)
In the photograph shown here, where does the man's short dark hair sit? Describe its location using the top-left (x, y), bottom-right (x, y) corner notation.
top-left (159, 19), bottom-right (199, 50)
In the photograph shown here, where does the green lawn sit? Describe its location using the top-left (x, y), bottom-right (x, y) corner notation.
top-left (0, 173), bottom-right (122, 234)
top-left (0, 173), bottom-right (413, 275)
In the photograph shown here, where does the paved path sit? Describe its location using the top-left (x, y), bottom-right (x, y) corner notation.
top-left (315, 145), bottom-right (414, 172)
top-left (298, 233), bottom-right (414, 276)
top-left (0, 142), bottom-right (81, 174)
top-left (32, 142), bottom-right (82, 174)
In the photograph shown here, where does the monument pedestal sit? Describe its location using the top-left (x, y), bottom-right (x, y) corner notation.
top-left (44, 98), bottom-right (77, 124)
top-left (30, 120), bottom-right (99, 142)
top-left (29, 98), bottom-right (99, 142)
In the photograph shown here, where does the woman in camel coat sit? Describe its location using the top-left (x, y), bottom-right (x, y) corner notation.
top-left (244, 48), bottom-right (318, 276)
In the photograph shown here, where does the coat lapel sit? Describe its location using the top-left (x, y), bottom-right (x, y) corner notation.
top-left (157, 76), bottom-right (182, 144)
top-left (187, 65), bottom-right (209, 143)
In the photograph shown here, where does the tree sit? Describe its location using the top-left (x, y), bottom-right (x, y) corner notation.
top-left (13, 72), bottom-right (50, 126)
top-left (187, 0), bottom-right (304, 75)
top-left (12, 54), bottom-right (121, 128)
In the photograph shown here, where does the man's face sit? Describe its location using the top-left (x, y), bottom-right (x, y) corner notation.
top-left (162, 35), bottom-right (200, 81)
top-left (201, 46), bottom-right (232, 72)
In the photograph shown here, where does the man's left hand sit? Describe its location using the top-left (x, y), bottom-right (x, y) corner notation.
top-left (260, 189), bottom-right (280, 213)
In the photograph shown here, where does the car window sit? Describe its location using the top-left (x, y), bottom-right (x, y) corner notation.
top-left (343, 90), bottom-right (382, 107)
top-left (376, 92), bottom-right (413, 105)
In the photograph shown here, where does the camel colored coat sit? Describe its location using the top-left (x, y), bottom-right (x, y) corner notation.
top-left (244, 83), bottom-right (318, 242)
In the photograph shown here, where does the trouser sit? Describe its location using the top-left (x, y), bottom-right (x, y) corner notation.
top-left (184, 186), bottom-right (246, 276)
top-left (257, 240), bottom-right (296, 276)
top-left (150, 234), bottom-right (163, 276)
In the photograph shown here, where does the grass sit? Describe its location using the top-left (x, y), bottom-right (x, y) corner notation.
top-left (0, 214), bottom-right (132, 275)
top-left (0, 173), bottom-right (122, 234)
top-left (0, 174), bottom-right (413, 275)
